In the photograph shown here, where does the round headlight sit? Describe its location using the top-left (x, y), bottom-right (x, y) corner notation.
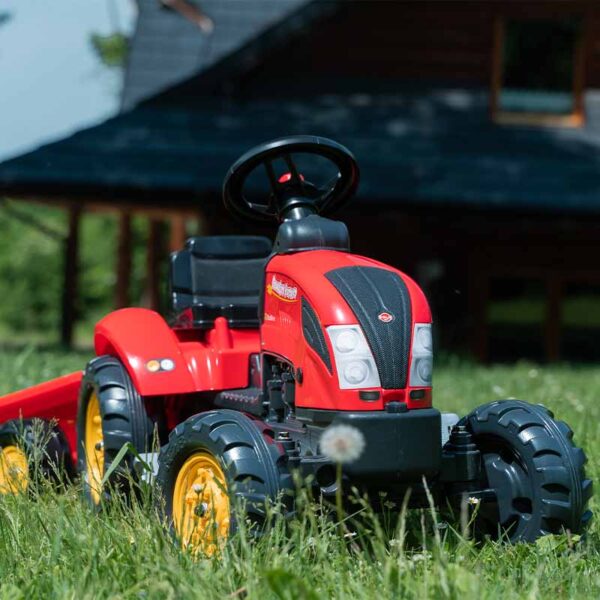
top-left (418, 326), bottom-right (433, 352)
top-left (417, 357), bottom-right (432, 383)
top-left (335, 329), bottom-right (360, 353)
top-left (344, 360), bottom-right (369, 385)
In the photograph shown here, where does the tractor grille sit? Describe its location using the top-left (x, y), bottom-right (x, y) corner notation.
top-left (325, 266), bottom-right (412, 389)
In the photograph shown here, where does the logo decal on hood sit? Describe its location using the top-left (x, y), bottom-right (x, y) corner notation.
top-left (378, 312), bottom-right (394, 323)
top-left (267, 275), bottom-right (298, 302)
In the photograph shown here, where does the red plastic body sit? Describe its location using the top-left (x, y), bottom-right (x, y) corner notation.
top-left (0, 248), bottom-right (432, 460)
top-left (262, 250), bottom-right (431, 411)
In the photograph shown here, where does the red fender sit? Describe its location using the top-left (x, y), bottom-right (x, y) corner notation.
top-left (94, 308), bottom-right (197, 397)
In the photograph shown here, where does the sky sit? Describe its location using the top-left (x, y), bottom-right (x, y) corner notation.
top-left (0, 0), bottom-right (137, 161)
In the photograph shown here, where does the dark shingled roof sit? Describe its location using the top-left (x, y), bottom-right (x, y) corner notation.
top-left (3, 85), bottom-right (600, 213)
top-left (122, 0), bottom-right (310, 110)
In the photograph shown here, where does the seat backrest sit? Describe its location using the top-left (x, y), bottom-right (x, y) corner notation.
top-left (169, 236), bottom-right (272, 329)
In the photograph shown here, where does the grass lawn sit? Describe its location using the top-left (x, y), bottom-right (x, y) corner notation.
top-left (0, 347), bottom-right (598, 599)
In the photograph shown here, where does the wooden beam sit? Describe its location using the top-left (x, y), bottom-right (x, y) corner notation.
top-left (545, 276), bottom-right (564, 362)
top-left (4, 193), bottom-right (206, 220)
top-left (115, 212), bottom-right (132, 309)
top-left (87, 202), bottom-right (201, 220)
top-left (169, 215), bottom-right (187, 253)
top-left (61, 206), bottom-right (81, 346)
top-left (145, 219), bottom-right (163, 312)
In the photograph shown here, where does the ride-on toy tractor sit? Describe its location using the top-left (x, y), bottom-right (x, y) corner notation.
top-left (0, 137), bottom-right (592, 552)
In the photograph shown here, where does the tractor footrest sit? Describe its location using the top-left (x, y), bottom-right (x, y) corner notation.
top-left (214, 387), bottom-right (264, 416)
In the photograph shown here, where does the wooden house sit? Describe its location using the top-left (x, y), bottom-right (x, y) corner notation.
top-left (1, 0), bottom-right (600, 362)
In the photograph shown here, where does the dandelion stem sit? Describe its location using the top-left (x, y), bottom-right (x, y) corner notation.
top-left (335, 462), bottom-right (344, 537)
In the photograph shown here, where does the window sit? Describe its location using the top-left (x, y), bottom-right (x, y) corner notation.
top-left (491, 17), bottom-right (585, 127)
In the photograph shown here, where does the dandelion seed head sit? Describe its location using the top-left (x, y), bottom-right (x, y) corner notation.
top-left (320, 424), bottom-right (365, 464)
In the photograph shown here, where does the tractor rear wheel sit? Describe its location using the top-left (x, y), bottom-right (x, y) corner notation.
top-left (453, 400), bottom-right (593, 543)
top-left (77, 356), bottom-right (153, 505)
top-left (0, 419), bottom-right (73, 494)
top-left (156, 410), bottom-right (292, 556)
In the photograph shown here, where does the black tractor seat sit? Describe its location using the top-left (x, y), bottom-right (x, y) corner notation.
top-left (169, 235), bottom-right (272, 329)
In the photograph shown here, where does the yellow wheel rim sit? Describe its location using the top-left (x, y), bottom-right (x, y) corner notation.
top-left (172, 451), bottom-right (230, 556)
top-left (85, 391), bottom-right (104, 504)
top-left (0, 445), bottom-right (29, 494)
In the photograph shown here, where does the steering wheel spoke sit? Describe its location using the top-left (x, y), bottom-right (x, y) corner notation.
top-left (283, 154), bottom-right (304, 187)
top-left (263, 161), bottom-right (280, 195)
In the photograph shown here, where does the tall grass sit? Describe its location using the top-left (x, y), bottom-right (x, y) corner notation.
top-left (0, 348), bottom-right (598, 599)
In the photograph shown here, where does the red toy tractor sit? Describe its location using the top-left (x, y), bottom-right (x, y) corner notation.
top-left (0, 137), bottom-right (592, 552)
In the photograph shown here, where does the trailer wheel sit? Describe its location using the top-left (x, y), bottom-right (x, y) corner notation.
top-left (0, 419), bottom-right (73, 494)
top-left (157, 410), bottom-right (292, 556)
top-left (77, 356), bottom-right (153, 505)
top-left (455, 400), bottom-right (593, 543)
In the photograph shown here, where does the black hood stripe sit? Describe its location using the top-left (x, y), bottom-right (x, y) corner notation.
top-left (325, 266), bottom-right (412, 389)
top-left (302, 297), bottom-right (332, 373)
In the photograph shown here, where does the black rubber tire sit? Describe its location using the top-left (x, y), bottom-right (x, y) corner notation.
top-left (0, 418), bottom-right (74, 488)
top-left (77, 355), bottom-right (153, 502)
top-left (457, 400), bottom-right (593, 543)
top-left (157, 409), bottom-right (292, 538)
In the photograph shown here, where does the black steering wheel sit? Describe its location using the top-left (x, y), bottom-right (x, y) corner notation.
top-left (222, 136), bottom-right (360, 223)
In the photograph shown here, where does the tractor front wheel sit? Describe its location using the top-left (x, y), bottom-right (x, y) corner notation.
top-left (156, 410), bottom-right (292, 556)
top-left (450, 400), bottom-right (593, 543)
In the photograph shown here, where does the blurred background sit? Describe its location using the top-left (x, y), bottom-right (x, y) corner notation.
top-left (1, 0), bottom-right (600, 362)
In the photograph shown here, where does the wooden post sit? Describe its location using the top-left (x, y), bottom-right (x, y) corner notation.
top-left (545, 276), bottom-right (563, 362)
top-left (145, 219), bottom-right (163, 312)
top-left (196, 210), bottom-right (208, 237)
top-left (61, 206), bottom-right (81, 346)
top-left (468, 258), bottom-right (490, 363)
top-left (169, 215), bottom-right (187, 253)
top-left (115, 212), bottom-right (132, 309)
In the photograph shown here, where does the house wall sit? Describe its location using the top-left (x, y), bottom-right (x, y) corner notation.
top-left (248, 0), bottom-right (600, 89)
top-left (238, 0), bottom-right (600, 362)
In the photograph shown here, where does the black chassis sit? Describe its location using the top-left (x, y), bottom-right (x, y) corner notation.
top-left (263, 403), bottom-right (483, 507)
top-left (212, 360), bottom-right (483, 506)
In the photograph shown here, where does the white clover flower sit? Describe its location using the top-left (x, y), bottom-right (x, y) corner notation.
top-left (467, 496), bottom-right (480, 506)
top-left (320, 424), bottom-right (365, 464)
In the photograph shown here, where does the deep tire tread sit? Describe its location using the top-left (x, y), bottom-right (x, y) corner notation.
top-left (157, 409), bottom-right (292, 532)
top-left (0, 419), bottom-right (74, 485)
top-left (76, 355), bottom-right (152, 501)
top-left (462, 399), bottom-right (592, 542)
